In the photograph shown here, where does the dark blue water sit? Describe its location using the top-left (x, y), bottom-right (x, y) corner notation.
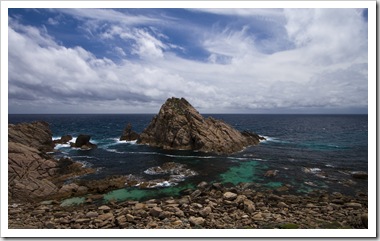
top-left (9, 114), bottom-right (368, 201)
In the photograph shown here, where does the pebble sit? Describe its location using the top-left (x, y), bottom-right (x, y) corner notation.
top-left (344, 202), bottom-right (362, 209)
top-left (86, 211), bottom-right (98, 218)
top-left (98, 205), bottom-right (111, 211)
top-left (223, 192), bottom-right (238, 201)
top-left (189, 216), bottom-right (205, 226)
top-left (7, 183), bottom-right (368, 229)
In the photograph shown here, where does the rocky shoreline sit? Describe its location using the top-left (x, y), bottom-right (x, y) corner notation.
top-left (8, 182), bottom-right (367, 229)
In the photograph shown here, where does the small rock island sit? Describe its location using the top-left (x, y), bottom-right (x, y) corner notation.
top-left (136, 97), bottom-right (265, 154)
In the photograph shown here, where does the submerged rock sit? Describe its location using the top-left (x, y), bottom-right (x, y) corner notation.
top-left (264, 170), bottom-right (279, 177)
top-left (125, 162), bottom-right (197, 189)
top-left (138, 97), bottom-right (264, 154)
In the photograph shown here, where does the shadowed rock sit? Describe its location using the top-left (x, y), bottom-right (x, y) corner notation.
top-left (120, 123), bottom-right (140, 141)
top-left (138, 97), bottom-right (264, 154)
top-left (53, 135), bottom-right (72, 144)
top-left (72, 134), bottom-right (97, 150)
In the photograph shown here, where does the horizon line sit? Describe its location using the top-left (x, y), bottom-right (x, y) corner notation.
top-left (8, 112), bottom-right (368, 115)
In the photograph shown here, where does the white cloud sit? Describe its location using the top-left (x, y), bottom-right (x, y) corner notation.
top-left (284, 9), bottom-right (367, 65)
top-left (8, 8), bottom-right (368, 114)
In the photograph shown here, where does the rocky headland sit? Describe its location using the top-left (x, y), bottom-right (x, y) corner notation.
top-left (137, 97), bottom-right (264, 154)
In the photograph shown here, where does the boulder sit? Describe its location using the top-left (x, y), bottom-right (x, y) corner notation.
top-left (149, 207), bottom-right (163, 217)
top-left (189, 216), bottom-right (205, 226)
top-left (120, 123), bottom-right (140, 141)
top-left (138, 97), bottom-right (264, 154)
top-left (223, 191), bottom-right (238, 201)
top-left (73, 134), bottom-right (97, 149)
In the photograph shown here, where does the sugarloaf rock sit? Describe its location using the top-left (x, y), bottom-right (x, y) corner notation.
top-left (137, 97), bottom-right (264, 154)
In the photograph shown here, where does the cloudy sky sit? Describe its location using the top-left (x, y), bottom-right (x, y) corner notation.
top-left (8, 8), bottom-right (368, 114)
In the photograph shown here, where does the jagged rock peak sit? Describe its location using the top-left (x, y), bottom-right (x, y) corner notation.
top-left (137, 97), bottom-right (264, 154)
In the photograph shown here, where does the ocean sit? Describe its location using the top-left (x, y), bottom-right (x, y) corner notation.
top-left (8, 114), bottom-right (368, 203)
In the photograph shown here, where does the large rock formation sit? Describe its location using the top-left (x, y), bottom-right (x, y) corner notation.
top-left (8, 122), bottom-right (94, 202)
top-left (138, 97), bottom-right (264, 154)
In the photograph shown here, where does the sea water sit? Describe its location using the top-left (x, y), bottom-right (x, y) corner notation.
top-left (9, 114), bottom-right (368, 203)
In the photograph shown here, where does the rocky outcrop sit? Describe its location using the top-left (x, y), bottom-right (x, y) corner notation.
top-left (8, 141), bottom-right (59, 200)
top-left (138, 97), bottom-right (264, 154)
top-left (8, 122), bottom-right (94, 202)
top-left (71, 134), bottom-right (97, 150)
top-left (8, 121), bottom-right (54, 152)
top-left (120, 123), bottom-right (139, 141)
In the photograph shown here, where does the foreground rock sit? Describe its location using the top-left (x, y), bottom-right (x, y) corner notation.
top-left (8, 182), bottom-right (368, 229)
top-left (8, 121), bottom-right (54, 152)
top-left (138, 97), bottom-right (264, 154)
top-left (8, 122), bottom-right (95, 202)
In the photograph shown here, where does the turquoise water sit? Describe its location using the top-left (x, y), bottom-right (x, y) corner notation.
top-left (219, 160), bottom-right (264, 185)
top-left (103, 183), bottom-right (195, 202)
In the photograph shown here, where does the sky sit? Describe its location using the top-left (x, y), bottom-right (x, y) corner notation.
top-left (7, 8), bottom-right (369, 114)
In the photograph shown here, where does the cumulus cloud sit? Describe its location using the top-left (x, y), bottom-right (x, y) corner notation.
top-left (8, 8), bottom-right (368, 114)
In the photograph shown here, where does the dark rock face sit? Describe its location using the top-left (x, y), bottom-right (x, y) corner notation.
top-left (120, 123), bottom-right (140, 141)
top-left (73, 134), bottom-right (97, 149)
top-left (138, 97), bottom-right (264, 154)
top-left (53, 135), bottom-right (72, 144)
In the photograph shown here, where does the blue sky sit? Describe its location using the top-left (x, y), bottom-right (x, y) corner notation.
top-left (8, 8), bottom-right (368, 114)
